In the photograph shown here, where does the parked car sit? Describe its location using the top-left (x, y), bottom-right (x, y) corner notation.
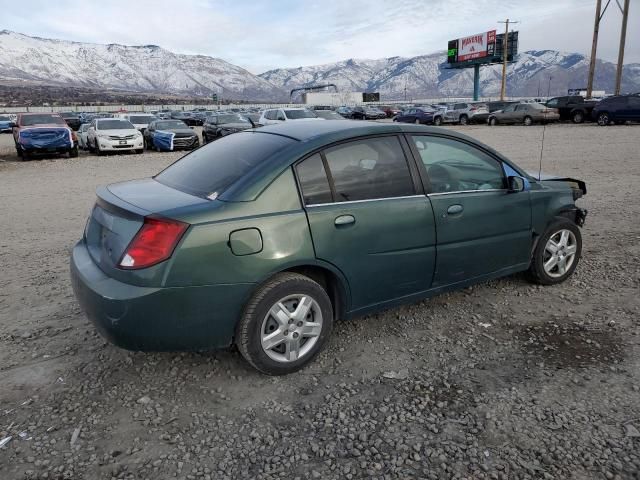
top-left (336, 106), bottom-right (353, 118)
top-left (545, 96), bottom-right (599, 123)
top-left (70, 120), bottom-right (587, 375)
top-left (313, 110), bottom-right (347, 120)
top-left (143, 119), bottom-right (200, 151)
top-left (488, 103), bottom-right (560, 125)
top-left (77, 123), bottom-right (91, 150)
top-left (350, 106), bottom-right (385, 120)
top-left (13, 113), bottom-right (78, 159)
top-left (116, 113), bottom-right (157, 133)
top-left (394, 107), bottom-right (437, 125)
top-left (439, 102), bottom-right (489, 125)
top-left (202, 113), bottom-right (254, 143)
top-left (259, 108), bottom-right (321, 125)
top-left (0, 115), bottom-right (13, 133)
top-left (170, 111), bottom-right (199, 126)
top-left (378, 105), bottom-right (403, 118)
top-left (591, 93), bottom-right (640, 126)
top-left (59, 112), bottom-right (82, 131)
top-left (87, 118), bottom-right (144, 154)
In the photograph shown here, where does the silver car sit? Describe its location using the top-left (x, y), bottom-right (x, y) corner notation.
top-left (77, 123), bottom-right (90, 150)
top-left (441, 102), bottom-right (489, 125)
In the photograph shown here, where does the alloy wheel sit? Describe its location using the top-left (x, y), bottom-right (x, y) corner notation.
top-left (260, 294), bottom-right (323, 363)
top-left (543, 229), bottom-right (578, 278)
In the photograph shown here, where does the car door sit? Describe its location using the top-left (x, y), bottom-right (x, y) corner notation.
top-left (408, 134), bottom-right (531, 287)
top-left (296, 135), bottom-right (437, 312)
top-left (499, 103), bottom-right (518, 123)
top-left (622, 96), bottom-right (640, 121)
top-left (514, 104), bottom-right (529, 123)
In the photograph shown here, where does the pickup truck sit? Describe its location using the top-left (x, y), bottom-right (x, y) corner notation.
top-left (544, 96), bottom-right (599, 123)
top-left (13, 113), bottom-right (78, 160)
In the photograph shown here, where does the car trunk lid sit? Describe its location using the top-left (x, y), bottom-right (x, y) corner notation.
top-left (85, 179), bottom-right (208, 281)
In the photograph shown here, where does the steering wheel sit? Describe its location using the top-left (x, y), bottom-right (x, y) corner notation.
top-left (427, 164), bottom-right (455, 192)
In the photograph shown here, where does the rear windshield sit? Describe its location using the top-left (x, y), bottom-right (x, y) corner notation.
top-left (97, 120), bottom-right (135, 130)
top-left (129, 115), bottom-right (155, 123)
top-left (20, 114), bottom-right (66, 126)
top-left (155, 132), bottom-right (295, 199)
top-left (284, 110), bottom-right (316, 119)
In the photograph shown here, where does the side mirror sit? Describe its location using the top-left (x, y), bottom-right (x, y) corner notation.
top-left (507, 176), bottom-right (525, 193)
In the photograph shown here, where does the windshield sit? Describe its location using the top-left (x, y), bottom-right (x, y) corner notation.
top-left (155, 132), bottom-right (295, 198)
top-left (20, 114), bottom-right (66, 126)
top-left (97, 120), bottom-right (135, 130)
top-left (217, 114), bottom-right (249, 124)
top-left (129, 115), bottom-right (155, 124)
top-left (156, 121), bottom-right (188, 129)
top-left (284, 110), bottom-right (316, 119)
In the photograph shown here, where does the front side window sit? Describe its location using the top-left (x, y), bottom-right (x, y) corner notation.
top-left (296, 154), bottom-right (332, 205)
top-left (411, 136), bottom-right (505, 194)
top-left (323, 136), bottom-right (414, 202)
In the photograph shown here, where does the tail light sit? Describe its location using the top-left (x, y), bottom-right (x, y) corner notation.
top-left (469, 107), bottom-right (477, 112)
top-left (119, 217), bottom-right (189, 269)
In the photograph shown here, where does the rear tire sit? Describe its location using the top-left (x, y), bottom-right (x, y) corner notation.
top-left (572, 111), bottom-right (584, 123)
top-left (489, 117), bottom-right (498, 126)
top-left (597, 112), bottom-right (610, 126)
top-left (69, 146), bottom-right (79, 158)
top-left (523, 116), bottom-right (533, 126)
top-left (236, 273), bottom-right (333, 375)
top-left (528, 219), bottom-right (582, 285)
top-left (415, 118), bottom-right (421, 125)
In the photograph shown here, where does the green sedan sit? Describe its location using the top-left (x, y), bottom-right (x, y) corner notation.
top-left (70, 121), bottom-right (587, 375)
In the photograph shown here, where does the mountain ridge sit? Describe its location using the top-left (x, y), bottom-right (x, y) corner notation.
top-left (1, 30), bottom-right (639, 102)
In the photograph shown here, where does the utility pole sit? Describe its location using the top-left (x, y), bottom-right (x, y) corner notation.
top-left (586, 0), bottom-right (602, 99)
top-left (615, 0), bottom-right (630, 95)
top-left (498, 19), bottom-right (518, 101)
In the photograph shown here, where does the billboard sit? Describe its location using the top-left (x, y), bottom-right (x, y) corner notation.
top-left (448, 30), bottom-right (517, 68)
top-left (457, 30), bottom-right (496, 61)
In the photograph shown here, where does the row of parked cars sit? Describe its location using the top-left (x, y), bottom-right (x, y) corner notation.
top-left (391, 93), bottom-right (640, 127)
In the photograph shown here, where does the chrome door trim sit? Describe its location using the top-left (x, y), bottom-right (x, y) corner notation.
top-left (427, 189), bottom-right (507, 197)
top-left (306, 194), bottom-right (426, 208)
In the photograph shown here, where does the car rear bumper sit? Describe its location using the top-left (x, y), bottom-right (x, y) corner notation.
top-left (70, 240), bottom-right (253, 351)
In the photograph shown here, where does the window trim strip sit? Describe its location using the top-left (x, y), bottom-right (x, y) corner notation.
top-left (427, 188), bottom-right (507, 197)
top-left (306, 194), bottom-right (426, 208)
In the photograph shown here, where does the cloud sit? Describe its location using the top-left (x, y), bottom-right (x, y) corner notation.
top-left (1, 0), bottom-right (638, 73)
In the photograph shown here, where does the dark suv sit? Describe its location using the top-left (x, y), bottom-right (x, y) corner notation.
top-left (591, 94), bottom-right (640, 126)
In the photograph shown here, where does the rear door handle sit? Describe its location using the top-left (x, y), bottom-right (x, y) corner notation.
top-left (447, 204), bottom-right (464, 215)
top-left (334, 214), bottom-right (355, 226)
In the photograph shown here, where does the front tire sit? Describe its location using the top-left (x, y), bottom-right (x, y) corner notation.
top-left (415, 118), bottom-right (421, 125)
top-left (433, 116), bottom-right (442, 126)
top-left (236, 273), bottom-right (334, 375)
top-left (528, 219), bottom-right (582, 285)
top-left (489, 117), bottom-right (498, 126)
top-left (523, 116), bottom-right (533, 126)
top-left (459, 114), bottom-right (468, 125)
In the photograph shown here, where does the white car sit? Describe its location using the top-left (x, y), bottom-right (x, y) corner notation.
top-left (77, 123), bottom-right (90, 150)
top-left (258, 108), bottom-right (323, 125)
top-left (87, 118), bottom-right (144, 154)
top-left (116, 113), bottom-right (157, 133)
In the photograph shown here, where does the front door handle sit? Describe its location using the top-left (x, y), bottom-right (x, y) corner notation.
top-left (447, 204), bottom-right (464, 215)
top-left (334, 214), bottom-right (355, 226)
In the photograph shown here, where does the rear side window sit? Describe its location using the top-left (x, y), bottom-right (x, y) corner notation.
top-left (323, 136), bottom-right (414, 202)
top-left (296, 154), bottom-right (332, 205)
top-left (155, 132), bottom-right (295, 199)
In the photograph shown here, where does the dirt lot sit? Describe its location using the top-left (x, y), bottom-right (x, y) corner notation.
top-left (0, 124), bottom-right (639, 480)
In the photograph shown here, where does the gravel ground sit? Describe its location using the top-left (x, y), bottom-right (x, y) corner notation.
top-left (0, 123), bottom-right (639, 480)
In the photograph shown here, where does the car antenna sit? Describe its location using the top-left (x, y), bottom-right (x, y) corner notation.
top-left (537, 76), bottom-right (552, 181)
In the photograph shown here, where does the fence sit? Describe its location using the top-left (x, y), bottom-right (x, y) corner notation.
top-left (0, 96), bottom-right (542, 114)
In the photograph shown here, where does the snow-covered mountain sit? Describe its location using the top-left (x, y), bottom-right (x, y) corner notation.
top-left (261, 50), bottom-right (640, 99)
top-left (1, 30), bottom-right (639, 102)
top-left (0, 30), bottom-right (284, 101)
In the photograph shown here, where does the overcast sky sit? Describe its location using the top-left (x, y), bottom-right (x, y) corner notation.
top-left (1, 0), bottom-right (638, 73)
